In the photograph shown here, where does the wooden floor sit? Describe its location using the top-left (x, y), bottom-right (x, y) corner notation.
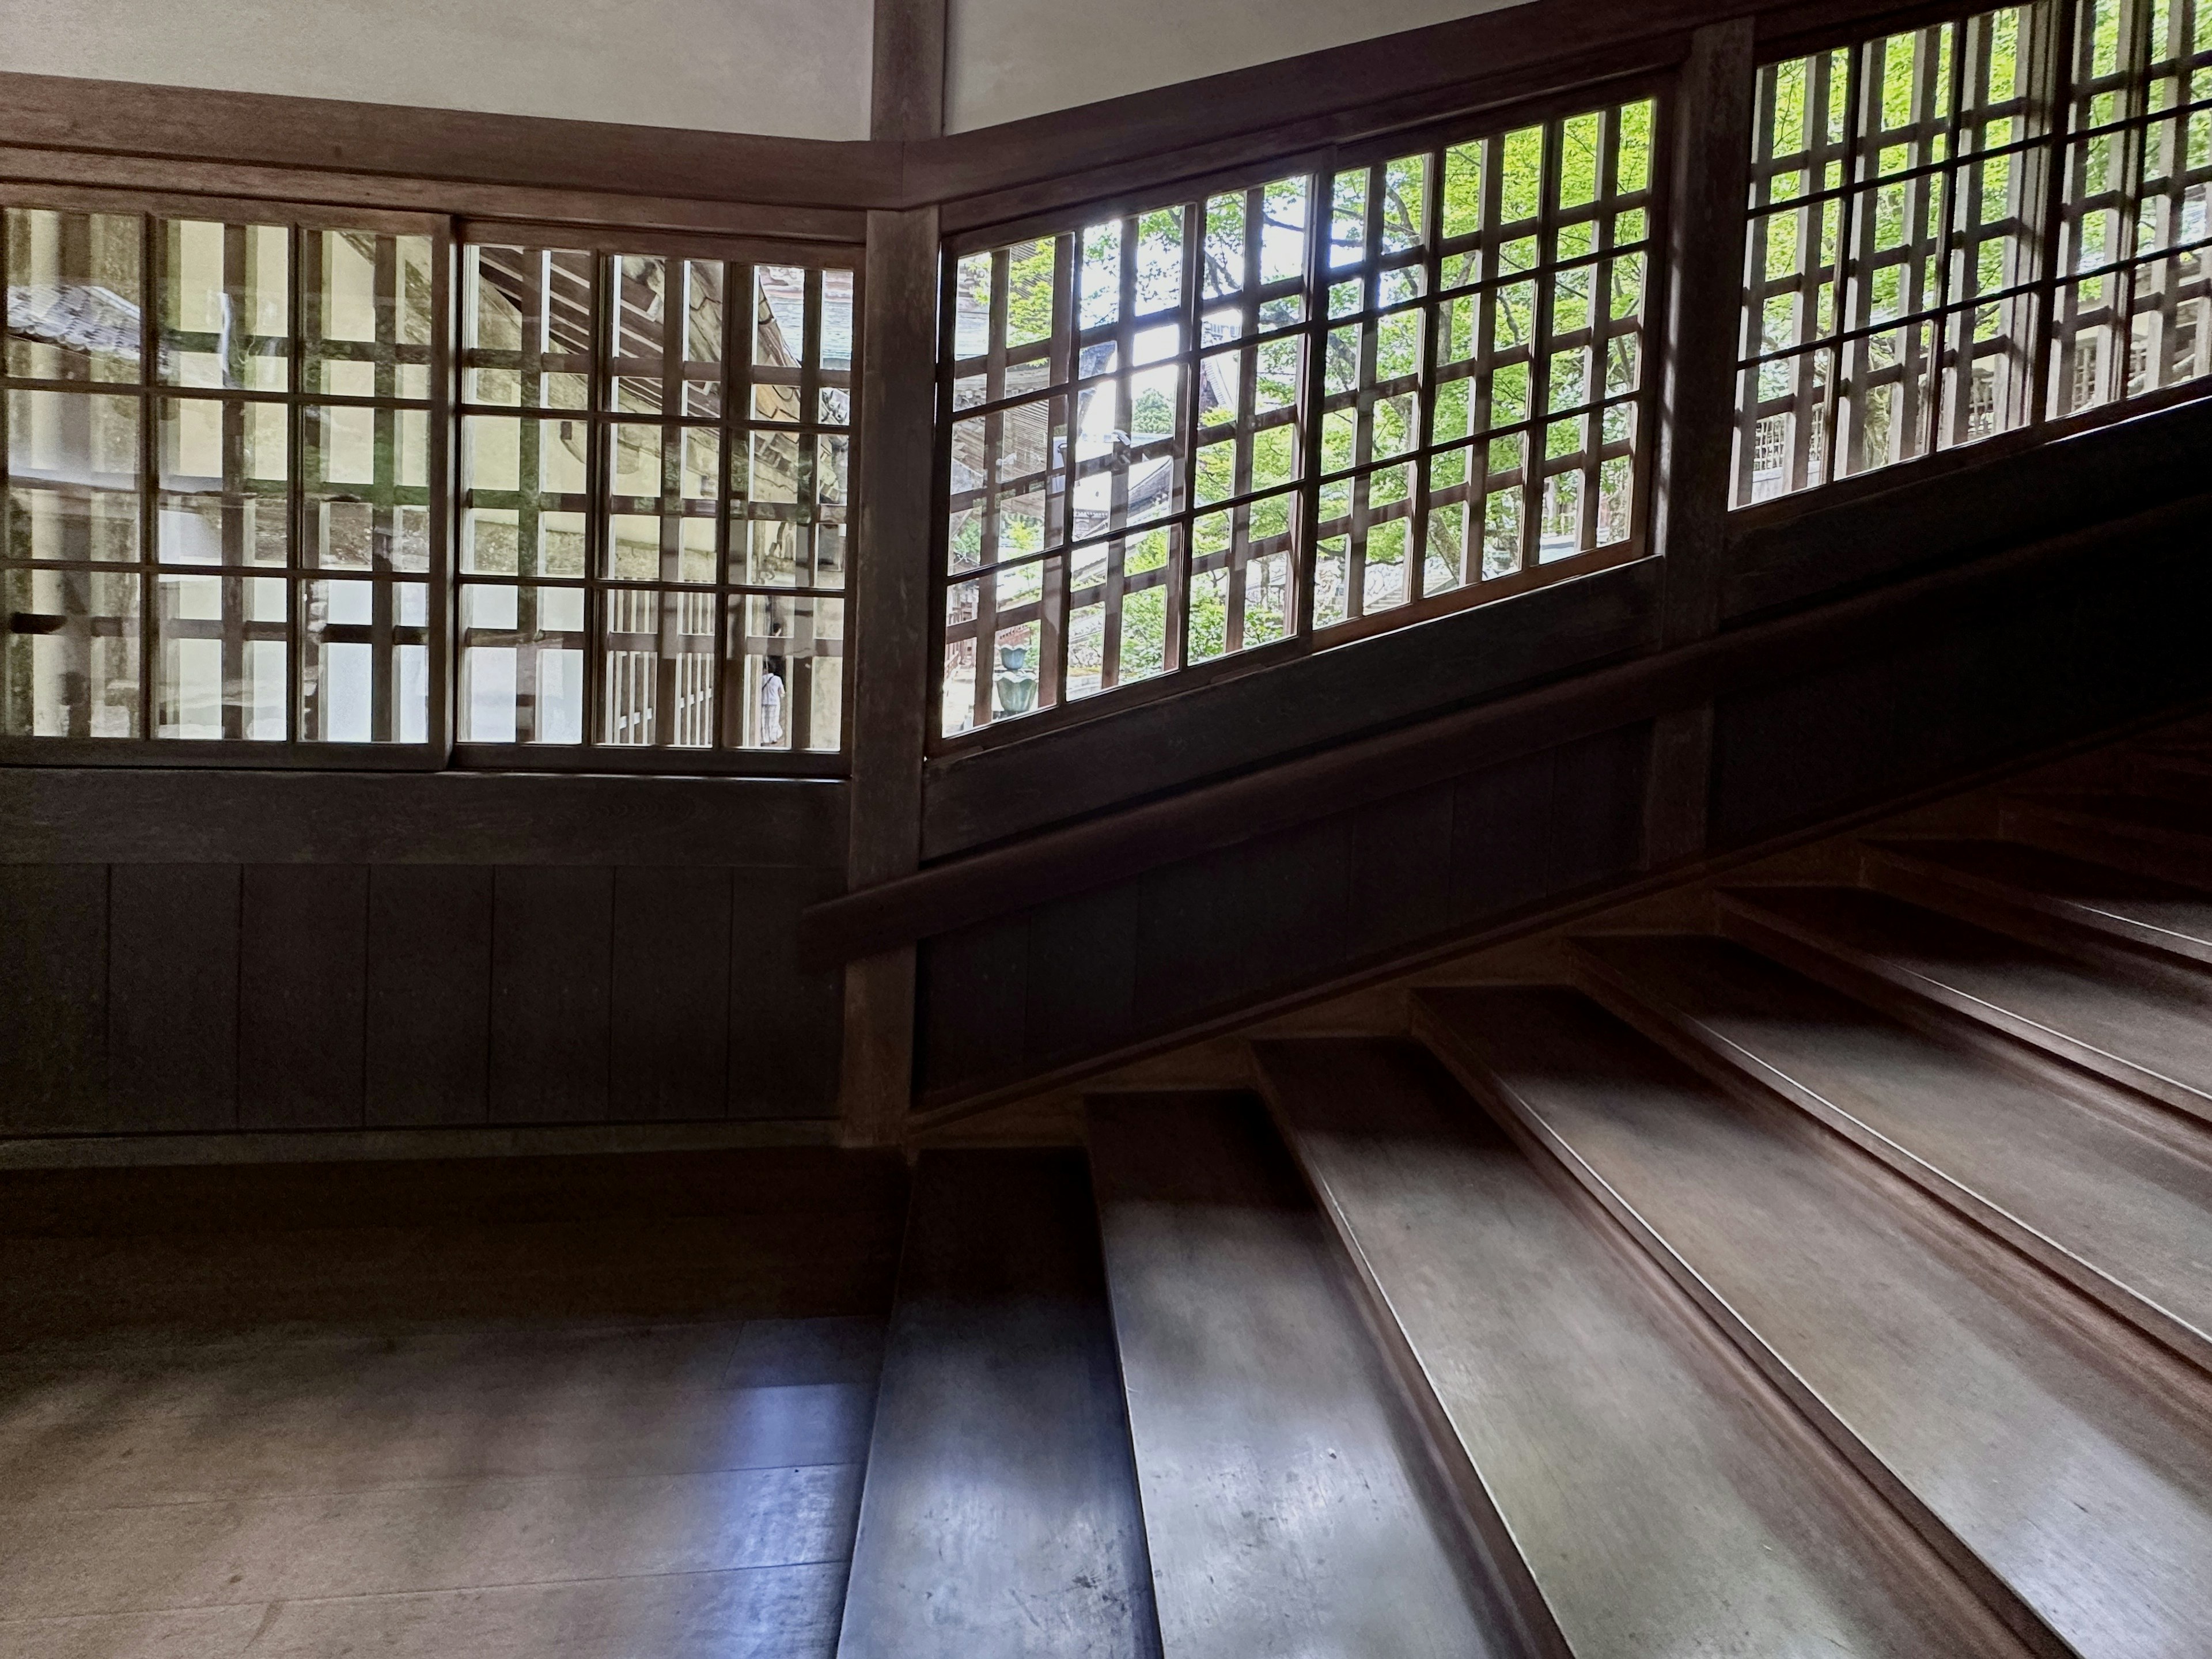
top-left (0, 1150), bottom-right (907, 1659)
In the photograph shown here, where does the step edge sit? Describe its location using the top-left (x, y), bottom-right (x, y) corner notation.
top-left (1858, 840), bottom-right (2212, 968)
top-left (1245, 1043), bottom-right (1575, 1659)
top-left (1565, 939), bottom-right (2212, 1380)
top-left (1409, 990), bottom-right (2073, 1659)
top-left (1715, 890), bottom-right (2212, 1127)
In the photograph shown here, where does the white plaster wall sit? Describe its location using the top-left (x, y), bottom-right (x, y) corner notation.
top-left (1, 0), bottom-right (874, 140)
top-left (946, 0), bottom-right (1538, 132)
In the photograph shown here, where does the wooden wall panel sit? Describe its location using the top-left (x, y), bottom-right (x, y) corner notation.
top-left (916, 913), bottom-right (1031, 1103)
top-left (915, 724), bottom-right (1650, 1101)
top-left (1344, 782), bottom-right (1457, 963)
top-left (1022, 883), bottom-right (1139, 1070)
top-left (1547, 725), bottom-right (1653, 891)
top-left (923, 556), bottom-right (1662, 857)
top-left (107, 865), bottom-right (241, 1132)
top-left (363, 865), bottom-right (494, 1128)
top-left (0, 771), bottom-right (844, 1139)
top-left (1448, 748), bottom-right (1560, 922)
top-left (489, 867), bottom-right (615, 1124)
top-left (0, 866), bottom-right (108, 1134)
top-left (1710, 536), bottom-right (2212, 848)
top-left (730, 866), bottom-right (846, 1120)
top-left (610, 866), bottom-right (735, 1122)
top-left (238, 865), bottom-right (368, 1131)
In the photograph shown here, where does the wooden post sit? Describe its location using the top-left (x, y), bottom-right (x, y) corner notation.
top-left (838, 0), bottom-right (946, 1146)
top-left (1646, 18), bottom-right (1755, 869)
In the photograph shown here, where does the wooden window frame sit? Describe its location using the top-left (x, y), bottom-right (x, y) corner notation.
top-left (927, 73), bottom-right (1675, 757)
top-left (1, 183), bottom-right (450, 771)
top-left (1732, 0), bottom-right (2212, 513)
top-left (448, 221), bottom-right (863, 779)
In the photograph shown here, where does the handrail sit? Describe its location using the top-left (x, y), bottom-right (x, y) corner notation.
top-left (798, 490), bottom-right (2210, 967)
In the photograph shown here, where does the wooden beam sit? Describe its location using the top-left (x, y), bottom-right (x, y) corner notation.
top-left (1645, 20), bottom-right (1756, 870)
top-left (872, 0), bottom-right (948, 145)
top-left (0, 770), bottom-right (847, 868)
top-left (0, 0), bottom-right (1958, 230)
top-left (800, 492), bottom-right (2211, 967)
top-left (0, 70), bottom-right (901, 210)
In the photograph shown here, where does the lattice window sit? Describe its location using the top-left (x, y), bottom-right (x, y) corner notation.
top-left (1736, 9), bottom-right (2058, 505)
top-left (938, 96), bottom-right (1660, 738)
top-left (3, 196), bottom-right (440, 744)
top-left (457, 239), bottom-right (854, 755)
top-left (2051, 0), bottom-right (2212, 412)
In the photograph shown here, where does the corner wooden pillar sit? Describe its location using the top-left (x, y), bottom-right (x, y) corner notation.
top-left (838, 0), bottom-right (946, 1146)
top-left (1646, 19), bottom-right (1756, 869)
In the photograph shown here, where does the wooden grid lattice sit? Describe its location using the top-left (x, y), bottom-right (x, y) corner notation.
top-left (457, 244), bottom-right (854, 753)
top-left (2050, 0), bottom-right (2212, 413)
top-left (1736, 7), bottom-right (2058, 505)
top-left (938, 96), bottom-right (1661, 739)
top-left (2, 200), bottom-right (440, 744)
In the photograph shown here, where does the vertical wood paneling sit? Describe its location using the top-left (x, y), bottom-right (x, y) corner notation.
top-left (1549, 724), bottom-right (1650, 891)
top-left (610, 865), bottom-right (734, 1122)
top-left (239, 865), bottom-right (369, 1131)
top-left (365, 865), bottom-right (493, 1127)
top-left (1449, 748), bottom-right (1558, 921)
top-left (733, 866), bottom-right (846, 1120)
top-left (0, 865), bottom-right (109, 1133)
top-left (490, 866), bottom-right (614, 1124)
top-left (1022, 881), bottom-right (1139, 1074)
top-left (107, 864), bottom-right (240, 1132)
top-left (1130, 846), bottom-right (1246, 1031)
top-left (916, 908), bottom-right (1029, 1097)
top-left (1346, 782), bottom-right (1458, 961)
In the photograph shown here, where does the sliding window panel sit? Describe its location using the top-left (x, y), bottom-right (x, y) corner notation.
top-left (456, 234), bottom-right (858, 770)
top-left (935, 89), bottom-right (1663, 744)
top-left (2050, 0), bottom-right (2212, 413)
top-left (1734, 7), bottom-right (2061, 505)
top-left (1, 191), bottom-right (447, 761)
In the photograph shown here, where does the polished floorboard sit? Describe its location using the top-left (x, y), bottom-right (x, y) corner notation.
top-left (0, 1150), bottom-right (905, 1659)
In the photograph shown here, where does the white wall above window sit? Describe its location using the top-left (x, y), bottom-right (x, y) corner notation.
top-left (945, 0), bottom-right (1539, 133)
top-left (1, 0), bottom-right (875, 141)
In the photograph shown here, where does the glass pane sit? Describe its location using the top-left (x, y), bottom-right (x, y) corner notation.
top-left (463, 245), bottom-right (593, 408)
top-left (601, 585), bottom-right (718, 747)
top-left (305, 230), bottom-right (434, 400)
top-left (457, 581), bottom-right (585, 744)
top-left (154, 568), bottom-right (287, 739)
top-left (159, 219), bottom-right (289, 392)
top-left (5, 207), bottom-right (143, 383)
top-left (306, 403), bottom-right (431, 572)
top-left (156, 397), bottom-right (289, 568)
top-left (301, 577), bottom-right (430, 743)
top-left (2, 563), bottom-right (141, 736)
top-left (6, 388), bottom-right (141, 562)
top-left (730, 593), bottom-right (842, 750)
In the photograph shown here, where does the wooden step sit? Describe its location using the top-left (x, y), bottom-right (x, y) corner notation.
top-left (836, 1150), bottom-right (1159, 1659)
top-left (2005, 792), bottom-right (2212, 889)
top-left (1861, 838), bottom-right (2212, 970)
top-left (1251, 1036), bottom-right (2024, 1659)
top-left (1419, 985), bottom-right (2212, 1659)
top-left (1085, 1091), bottom-right (1520, 1659)
top-left (1721, 885), bottom-right (2212, 1127)
top-left (1572, 933), bottom-right (2212, 1373)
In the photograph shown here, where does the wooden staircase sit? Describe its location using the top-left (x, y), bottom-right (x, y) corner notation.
top-left (832, 722), bottom-right (2212, 1658)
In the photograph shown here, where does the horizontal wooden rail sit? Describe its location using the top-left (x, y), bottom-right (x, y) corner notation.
top-left (798, 491), bottom-right (2210, 968)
